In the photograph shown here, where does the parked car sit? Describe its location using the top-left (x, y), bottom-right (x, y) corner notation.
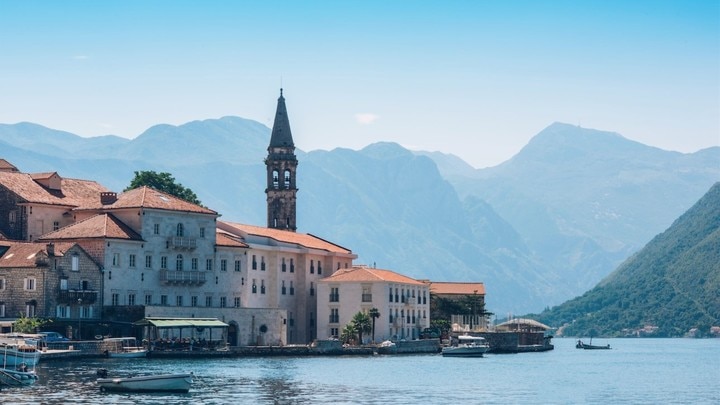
top-left (38, 331), bottom-right (70, 342)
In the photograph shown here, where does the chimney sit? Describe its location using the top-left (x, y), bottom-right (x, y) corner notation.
top-left (46, 243), bottom-right (55, 257)
top-left (100, 192), bottom-right (118, 205)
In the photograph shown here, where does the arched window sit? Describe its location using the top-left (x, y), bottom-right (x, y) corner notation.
top-left (284, 170), bottom-right (291, 187)
top-left (272, 170), bottom-right (279, 189)
top-left (176, 254), bottom-right (183, 271)
top-left (176, 223), bottom-right (184, 237)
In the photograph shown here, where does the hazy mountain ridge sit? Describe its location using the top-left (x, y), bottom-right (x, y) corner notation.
top-left (536, 182), bottom-right (720, 337)
top-left (0, 119), bottom-right (717, 315)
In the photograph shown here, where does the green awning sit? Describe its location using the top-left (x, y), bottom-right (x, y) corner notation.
top-left (134, 318), bottom-right (228, 328)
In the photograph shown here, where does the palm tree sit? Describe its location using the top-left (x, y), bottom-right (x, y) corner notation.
top-left (368, 308), bottom-right (380, 343)
top-left (340, 324), bottom-right (356, 345)
top-left (351, 312), bottom-right (372, 345)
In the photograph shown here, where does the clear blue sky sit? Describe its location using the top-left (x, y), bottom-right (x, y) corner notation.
top-left (1, 1), bottom-right (718, 168)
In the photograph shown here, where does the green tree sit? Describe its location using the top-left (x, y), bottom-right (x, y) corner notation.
top-left (340, 324), bottom-right (356, 345)
top-left (351, 311), bottom-right (372, 345)
top-left (125, 171), bottom-right (202, 205)
top-left (368, 308), bottom-right (380, 343)
top-left (13, 315), bottom-right (50, 333)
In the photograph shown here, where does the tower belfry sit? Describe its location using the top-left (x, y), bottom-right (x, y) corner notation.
top-left (265, 88), bottom-right (298, 231)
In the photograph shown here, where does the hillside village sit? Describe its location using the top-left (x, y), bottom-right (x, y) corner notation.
top-left (0, 90), bottom-right (485, 346)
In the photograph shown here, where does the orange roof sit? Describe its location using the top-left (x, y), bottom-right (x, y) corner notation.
top-left (219, 221), bottom-right (352, 254)
top-left (0, 171), bottom-right (108, 207)
top-left (429, 282), bottom-right (485, 296)
top-left (0, 159), bottom-right (19, 172)
top-left (215, 231), bottom-right (249, 248)
top-left (320, 266), bottom-right (425, 285)
top-left (38, 213), bottom-right (143, 241)
top-left (0, 241), bottom-right (91, 268)
top-left (77, 186), bottom-right (217, 215)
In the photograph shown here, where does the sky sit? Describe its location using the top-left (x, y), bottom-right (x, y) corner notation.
top-left (1, 1), bottom-right (718, 168)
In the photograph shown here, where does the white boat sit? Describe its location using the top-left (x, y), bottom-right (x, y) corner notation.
top-left (0, 337), bottom-right (41, 367)
top-left (104, 337), bottom-right (148, 358)
top-left (96, 369), bottom-right (193, 393)
top-left (0, 365), bottom-right (39, 387)
top-left (442, 335), bottom-right (490, 357)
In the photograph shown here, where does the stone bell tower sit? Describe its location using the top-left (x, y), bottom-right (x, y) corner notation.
top-left (265, 89), bottom-right (298, 231)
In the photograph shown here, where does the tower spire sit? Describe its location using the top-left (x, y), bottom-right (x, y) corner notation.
top-left (265, 89), bottom-right (298, 232)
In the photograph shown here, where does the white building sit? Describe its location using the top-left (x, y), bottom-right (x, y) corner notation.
top-left (316, 265), bottom-right (430, 343)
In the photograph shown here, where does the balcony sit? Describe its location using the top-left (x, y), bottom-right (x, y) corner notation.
top-left (58, 289), bottom-right (98, 304)
top-left (159, 269), bottom-right (206, 286)
top-left (167, 236), bottom-right (197, 250)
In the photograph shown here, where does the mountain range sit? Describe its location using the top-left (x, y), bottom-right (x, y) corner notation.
top-left (1, 118), bottom-right (717, 315)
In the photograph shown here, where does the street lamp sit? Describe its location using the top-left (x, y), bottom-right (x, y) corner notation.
top-left (77, 298), bottom-right (82, 340)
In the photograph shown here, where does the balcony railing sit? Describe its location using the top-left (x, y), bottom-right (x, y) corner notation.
top-left (57, 289), bottom-right (98, 304)
top-left (159, 269), bottom-right (206, 285)
top-left (168, 236), bottom-right (197, 250)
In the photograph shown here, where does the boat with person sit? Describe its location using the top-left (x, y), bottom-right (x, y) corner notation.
top-left (103, 337), bottom-right (148, 358)
top-left (96, 368), bottom-right (193, 393)
top-left (576, 339), bottom-right (611, 350)
top-left (0, 363), bottom-right (39, 387)
top-left (442, 334), bottom-right (490, 357)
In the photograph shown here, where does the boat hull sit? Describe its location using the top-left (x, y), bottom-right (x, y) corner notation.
top-left (1, 349), bottom-right (41, 367)
top-left (97, 373), bottom-right (193, 393)
top-left (0, 368), bottom-right (39, 387)
top-left (441, 346), bottom-right (490, 357)
top-left (106, 349), bottom-right (148, 358)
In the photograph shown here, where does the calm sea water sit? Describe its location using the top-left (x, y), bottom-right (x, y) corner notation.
top-left (3, 338), bottom-right (718, 404)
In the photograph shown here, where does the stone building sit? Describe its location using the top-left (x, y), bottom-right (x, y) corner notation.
top-left (316, 266), bottom-right (431, 342)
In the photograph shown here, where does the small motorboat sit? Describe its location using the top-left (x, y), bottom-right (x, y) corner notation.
top-left (442, 335), bottom-right (490, 357)
top-left (0, 364), bottom-right (39, 387)
top-left (0, 336), bottom-right (42, 367)
top-left (103, 337), bottom-right (148, 358)
top-left (96, 369), bottom-right (193, 393)
top-left (576, 339), bottom-right (611, 350)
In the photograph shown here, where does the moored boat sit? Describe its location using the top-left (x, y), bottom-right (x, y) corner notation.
top-left (96, 369), bottom-right (193, 393)
top-left (103, 337), bottom-right (148, 358)
top-left (0, 337), bottom-right (41, 367)
top-left (576, 339), bottom-right (611, 350)
top-left (442, 335), bottom-right (490, 357)
top-left (0, 364), bottom-right (39, 387)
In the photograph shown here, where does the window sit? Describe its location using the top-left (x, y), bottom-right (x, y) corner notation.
top-left (161, 256), bottom-right (168, 269)
top-left (329, 287), bottom-right (339, 302)
top-left (9, 211), bottom-right (16, 223)
top-left (112, 293), bottom-right (120, 306)
top-left (53, 221), bottom-right (60, 231)
top-left (129, 254), bottom-right (136, 268)
top-left (252, 255), bottom-right (257, 270)
top-left (176, 223), bottom-right (184, 237)
top-left (282, 281), bottom-right (287, 295)
top-left (191, 296), bottom-right (198, 307)
top-left (423, 290), bottom-right (427, 305)
top-left (160, 295), bottom-right (168, 305)
top-left (318, 261), bottom-right (322, 275)
top-left (25, 303), bottom-right (36, 318)
top-left (389, 287), bottom-right (393, 302)
top-left (25, 278), bottom-right (36, 291)
top-left (330, 308), bottom-right (339, 323)
top-left (0, 278), bottom-right (5, 290)
top-left (362, 286), bottom-right (372, 302)
top-left (145, 255), bottom-right (152, 268)
top-left (128, 293), bottom-right (136, 306)
top-left (176, 254), bottom-right (184, 271)
top-left (260, 280), bottom-right (266, 294)
top-left (206, 259), bottom-right (213, 271)
top-left (220, 259), bottom-right (227, 272)
top-left (176, 295), bottom-right (183, 306)
top-left (56, 305), bottom-right (69, 318)
top-left (153, 224), bottom-right (160, 234)
top-left (310, 260), bottom-right (314, 274)
top-left (145, 294), bottom-right (152, 305)
top-left (71, 255), bottom-right (79, 271)
top-left (260, 257), bottom-right (265, 271)
top-left (281, 258), bottom-right (286, 272)
top-left (290, 281), bottom-right (294, 295)
top-left (81, 280), bottom-right (89, 290)
top-left (205, 296), bottom-right (212, 307)
top-left (234, 297), bottom-right (241, 308)
top-left (81, 306), bottom-right (92, 319)
top-left (309, 282), bottom-right (314, 296)
top-left (200, 227), bottom-right (205, 238)
top-left (284, 170), bottom-right (291, 187)
top-left (0, 304), bottom-right (5, 317)
top-left (330, 327), bottom-right (338, 338)
top-left (252, 280), bottom-right (257, 294)
top-left (220, 297), bottom-right (227, 308)
top-left (112, 253), bottom-right (120, 267)
top-left (234, 260), bottom-right (241, 272)
top-left (192, 258), bottom-right (198, 270)
top-left (272, 170), bottom-right (279, 188)
top-left (290, 258), bottom-right (294, 273)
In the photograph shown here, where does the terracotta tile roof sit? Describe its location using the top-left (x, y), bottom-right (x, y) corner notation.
top-left (215, 231), bottom-right (249, 248)
top-left (38, 213), bottom-right (143, 241)
top-left (320, 266), bottom-right (425, 285)
top-left (29, 172), bottom-right (56, 180)
top-left (429, 282), bottom-right (485, 296)
top-left (77, 186), bottom-right (217, 215)
top-left (219, 221), bottom-right (352, 254)
top-left (0, 171), bottom-right (108, 207)
top-left (0, 241), bottom-right (85, 268)
top-left (0, 159), bottom-right (19, 172)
